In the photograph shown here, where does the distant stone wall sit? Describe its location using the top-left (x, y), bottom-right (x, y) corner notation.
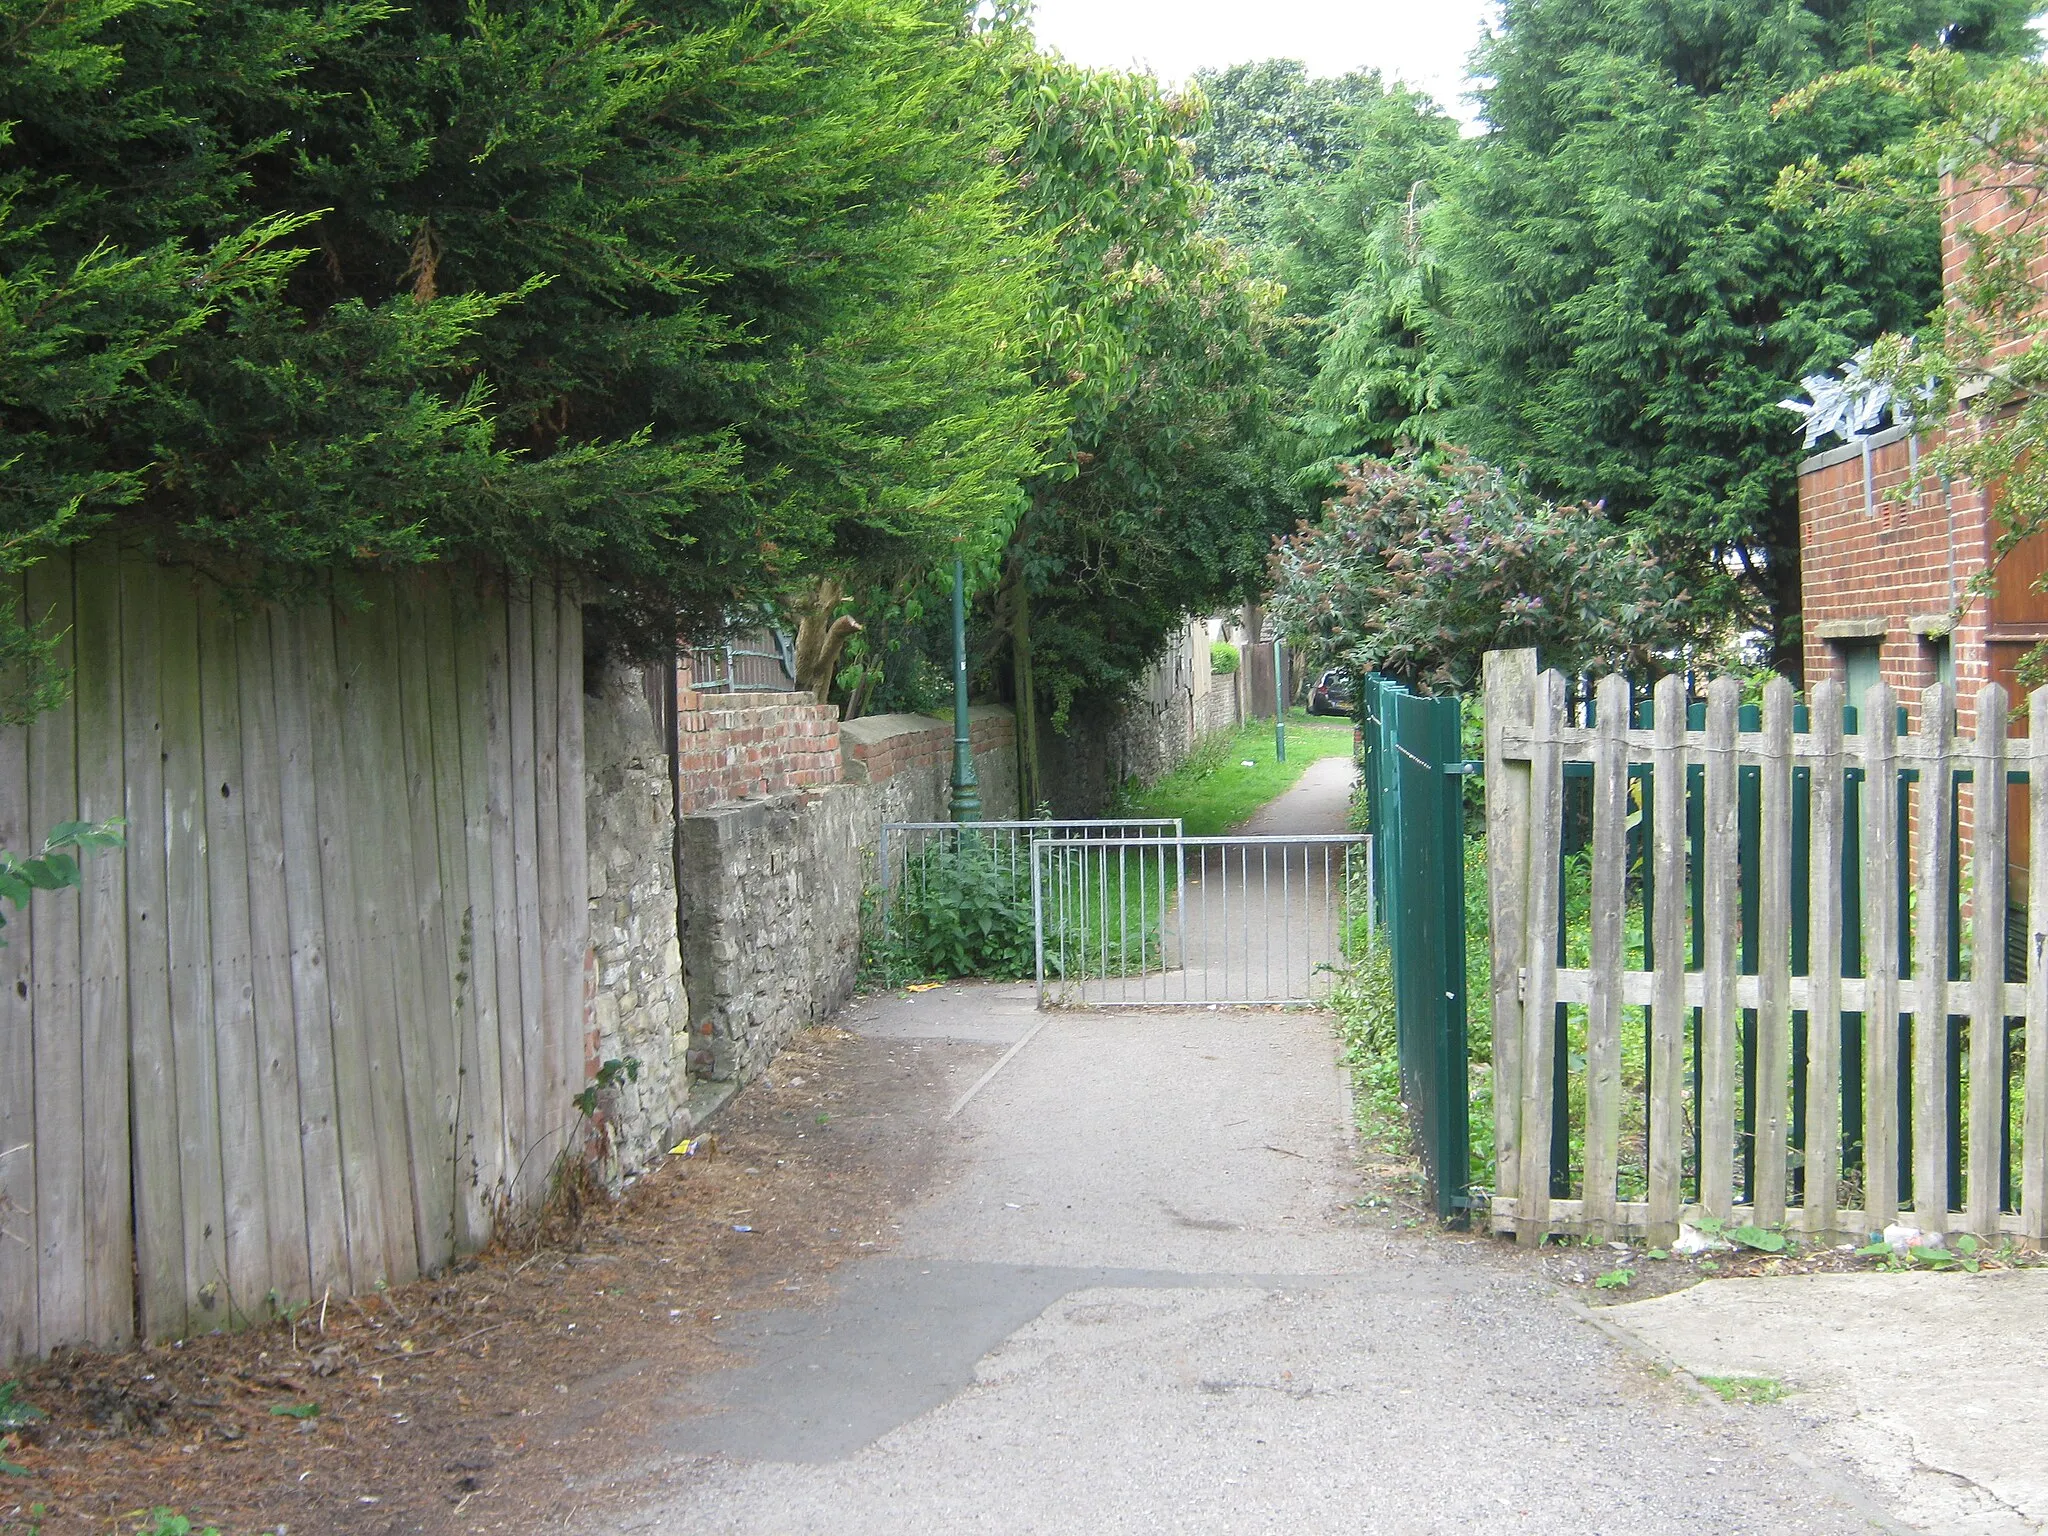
top-left (582, 661), bottom-right (690, 1178)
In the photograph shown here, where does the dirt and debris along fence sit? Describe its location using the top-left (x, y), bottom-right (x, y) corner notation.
top-left (0, 544), bottom-right (588, 1362)
top-left (1484, 647), bottom-right (2048, 1245)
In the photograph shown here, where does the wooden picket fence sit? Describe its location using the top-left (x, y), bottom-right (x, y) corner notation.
top-left (0, 544), bottom-right (588, 1361)
top-left (1484, 648), bottom-right (2047, 1244)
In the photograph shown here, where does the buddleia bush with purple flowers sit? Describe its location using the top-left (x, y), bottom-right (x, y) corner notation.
top-left (1268, 452), bottom-right (1712, 694)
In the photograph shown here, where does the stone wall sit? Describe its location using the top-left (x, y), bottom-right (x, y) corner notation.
top-left (675, 707), bottom-right (1020, 1086)
top-left (582, 660), bottom-right (691, 1178)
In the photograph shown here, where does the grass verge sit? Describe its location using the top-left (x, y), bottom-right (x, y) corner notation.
top-left (1118, 710), bottom-right (1353, 835)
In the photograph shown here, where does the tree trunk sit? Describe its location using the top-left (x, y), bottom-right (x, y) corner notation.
top-left (792, 577), bottom-right (862, 705)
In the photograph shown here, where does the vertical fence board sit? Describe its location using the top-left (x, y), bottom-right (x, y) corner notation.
top-left (1912, 686), bottom-right (1955, 1229)
top-left (507, 585), bottom-right (546, 1200)
top-left (1861, 684), bottom-right (1903, 1226)
top-left (1648, 675), bottom-right (1689, 1240)
top-left (1967, 686), bottom-right (2009, 1233)
top-left (2027, 690), bottom-right (2048, 1241)
top-left (452, 582), bottom-right (509, 1234)
top-left (305, 600), bottom-right (390, 1290)
top-left (26, 559), bottom-right (85, 1347)
top-left (1700, 679), bottom-right (1740, 1219)
top-left (271, 602), bottom-right (350, 1297)
top-left (159, 574), bottom-right (231, 1327)
top-left (1483, 650), bottom-right (1536, 1205)
top-left (336, 589), bottom-right (422, 1285)
top-left (119, 556), bottom-right (183, 1340)
top-left (396, 582), bottom-right (458, 1275)
top-left (482, 593), bottom-right (528, 1202)
top-left (199, 583), bottom-right (272, 1321)
top-left (236, 606), bottom-right (313, 1307)
top-left (357, 582), bottom-right (438, 1277)
top-left (1583, 676), bottom-right (1629, 1234)
top-left (1514, 671), bottom-right (1566, 1239)
top-left (423, 577), bottom-right (488, 1252)
top-left (529, 589), bottom-right (567, 1187)
top-left (72, 553), bottom-right (132, 1344)
top-left (1806, 683), bottom-right (1846, 1235)
top-left (0, 569), bottom-right (39, 1359)
top-left (1755, 679), bottom-right (1795, 1227)
top-left (553, 588), bottom-right (588, 1178)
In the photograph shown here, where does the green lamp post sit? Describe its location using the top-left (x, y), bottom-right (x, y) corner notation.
top-left (950, 553), bottom-right (981, 823)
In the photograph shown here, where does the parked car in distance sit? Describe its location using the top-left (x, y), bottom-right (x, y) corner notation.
top-left (1308, 669), bottom-right (1354, 716)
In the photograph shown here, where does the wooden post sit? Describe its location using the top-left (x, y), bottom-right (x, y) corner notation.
top-left (1483, 648), bottom-right (1537, 1211)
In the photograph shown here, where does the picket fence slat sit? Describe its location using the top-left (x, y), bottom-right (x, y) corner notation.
top-left (1482, 650), bottom-right (1536, 1207)
top-left (1912, 684), bottom-right (1953, 1232)
top-left (2028, 690), bottom-right (2048, 1243)
top-left (1513, 671), bottom-right (1566, 1241)
top-left (1700, 681), bottom-right (1740, 1219)
top-left (1861, 684), bottom-right (1903, 1228)
top-left (1648, 674), bottom-right (1687, 1240)
top-left (1754, 679), bottom-right (1794, 1228)
top-left (1968, 686), bottom-right (2009, 1235)
top-left (1489, 654), bottom-right (2046, 1246)
top-left (1582, 675), bottom-right (1628, 1236)
top-left (1806, 681), bottom-right (1845, 1236)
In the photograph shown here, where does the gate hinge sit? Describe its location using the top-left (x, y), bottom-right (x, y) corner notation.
top-left (1444, 760), bottom-right (1483, 777)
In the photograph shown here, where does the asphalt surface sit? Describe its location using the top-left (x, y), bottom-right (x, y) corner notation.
top-left (583, 766), bottom-right (1904, 1535)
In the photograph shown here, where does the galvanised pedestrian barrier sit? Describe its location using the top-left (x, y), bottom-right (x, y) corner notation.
top-left (1030, 833), bottom-right (1369, 1008)
top-left (1360, 672), bottom-right (1474, 1223)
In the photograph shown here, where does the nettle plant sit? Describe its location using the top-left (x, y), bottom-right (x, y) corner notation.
top-left (870, 839), bottom-right (1035, 983)
top-left (1269, 452), bottom-right (1706, 693)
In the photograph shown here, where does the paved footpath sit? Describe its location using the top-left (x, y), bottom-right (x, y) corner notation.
top-left (587, 763), bottom-right (1905, 1535)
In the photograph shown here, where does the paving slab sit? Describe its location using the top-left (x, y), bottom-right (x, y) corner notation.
top-left (1606, 1269), bottom-right (2048, 1536)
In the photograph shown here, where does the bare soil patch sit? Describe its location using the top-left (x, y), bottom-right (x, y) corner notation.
top-left (3, 1023), bottom-right (971, 1536)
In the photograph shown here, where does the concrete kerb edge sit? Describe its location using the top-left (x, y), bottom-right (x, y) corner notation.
top-left (1555, 1291), bottom-right (1920, 1536)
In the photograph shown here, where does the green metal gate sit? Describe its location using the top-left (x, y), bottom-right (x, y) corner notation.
top-left (1359, 674), bottom-right (1472, 1222)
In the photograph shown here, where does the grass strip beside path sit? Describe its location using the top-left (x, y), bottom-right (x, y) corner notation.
top-left (1120, 711), bottom-right (1354, 836)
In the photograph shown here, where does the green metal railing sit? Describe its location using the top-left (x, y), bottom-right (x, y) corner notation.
top-left (1359, 674), bottom-right (1472, 1222)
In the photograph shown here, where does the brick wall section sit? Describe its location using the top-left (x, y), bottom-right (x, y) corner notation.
top-left (673, 688), bottom-right (842, 813)
top-left (841, 708), bottom-right (1016, 788)
top-left (1797, 428), bottom-right (1994, 739)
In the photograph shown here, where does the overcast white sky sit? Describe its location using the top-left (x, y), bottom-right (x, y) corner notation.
top-left (1025, 0), bottom-right (1501, 121)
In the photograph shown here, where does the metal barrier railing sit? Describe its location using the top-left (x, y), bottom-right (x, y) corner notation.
top-left (1031, 833), bottom-right (1370, 1009)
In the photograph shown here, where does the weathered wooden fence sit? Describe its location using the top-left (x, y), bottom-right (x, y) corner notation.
top-left (0, 545), bottom-right (587, 1361)
top-left (1486, 648), bottom-right (2047, 1244)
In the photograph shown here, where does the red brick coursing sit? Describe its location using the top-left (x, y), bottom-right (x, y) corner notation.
top-left (672, 686), bottom-right (1019, 813)
top-left (841, 713), bottom-right (1015, 785)
top-left (674, 688), bottom-right (844, 814)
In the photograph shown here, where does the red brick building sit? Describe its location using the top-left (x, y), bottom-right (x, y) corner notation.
top-left (1797, 174), bottom-right (2048, 738)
